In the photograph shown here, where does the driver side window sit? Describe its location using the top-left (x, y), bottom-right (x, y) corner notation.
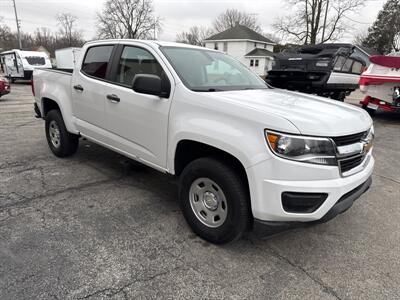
top-left (115, 46), bottom-right (164, 87)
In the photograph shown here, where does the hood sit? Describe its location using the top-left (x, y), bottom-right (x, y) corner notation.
top-left (208, 88), bottom-right (372, 137)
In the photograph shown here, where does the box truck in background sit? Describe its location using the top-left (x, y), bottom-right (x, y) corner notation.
top-left (55, 48), bottom-right (81, 70)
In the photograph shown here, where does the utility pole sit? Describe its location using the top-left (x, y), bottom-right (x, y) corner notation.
top-left (321, 0), bottom-right (329, 43)
top-left (12, 0), bottom-right (22, 49)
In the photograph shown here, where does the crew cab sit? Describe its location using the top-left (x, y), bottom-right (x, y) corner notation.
top-left (32, 40), bottom-right (374, 244)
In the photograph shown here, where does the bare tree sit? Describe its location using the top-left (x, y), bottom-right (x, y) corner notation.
top-left (176, 26), bottom-right (214, 46)
top-left (213, 9), bottom-right (262, 33)
top-left (96, 0), bottom-right (161, 39)
top-left (274, 0), bottom-right (364, 45)
top-left (34, 27), bottom-right (53, 46)
top-left (57, 13), bottom-right (80, 46)
top-left (353, 29), bottom-right (367, 46)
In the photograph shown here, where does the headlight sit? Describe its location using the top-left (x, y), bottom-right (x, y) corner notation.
top-left (363, 125), bottom-right (374, 152)
top-left (265, 131), bottom-right (337, 165)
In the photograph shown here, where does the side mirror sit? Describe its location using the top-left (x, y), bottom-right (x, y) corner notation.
top-left (132, 74), bottom-right (170, 98)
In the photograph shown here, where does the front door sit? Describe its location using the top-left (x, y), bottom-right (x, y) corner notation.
top-left (104, 44), bottom-right (174, 169)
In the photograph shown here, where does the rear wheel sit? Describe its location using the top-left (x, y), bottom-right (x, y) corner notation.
top-left (179, 157), bottom-right (252, 244)
top-left (45, 109), bottom-right (79, 157)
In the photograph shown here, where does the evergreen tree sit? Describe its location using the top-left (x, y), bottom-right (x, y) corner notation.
top-left (363, 0), bottom-right (400, 54)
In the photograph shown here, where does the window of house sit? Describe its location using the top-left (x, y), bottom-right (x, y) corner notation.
top-left (223, 42), bottom-right (228, 52)
top-left (254, 42), bottom-right (257, 48)
top-left (214, 43), bottom-right (219, 50)
top-left (115, 46), bottom-right (164, 87)
top-left (250, 59), bottom-right (254, 67)
top-left (255, 60), bottom-right (259, 67)
top-left (264, 44), bottom-right (266, 49)
top-left (82, 45), bottom-right (114, 79)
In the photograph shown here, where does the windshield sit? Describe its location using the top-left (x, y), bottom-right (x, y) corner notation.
top-left (161, 46), bottom-right (269, 92)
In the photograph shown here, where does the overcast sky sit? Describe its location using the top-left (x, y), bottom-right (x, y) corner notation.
top-left (0, 0), bottom-right (387, 42)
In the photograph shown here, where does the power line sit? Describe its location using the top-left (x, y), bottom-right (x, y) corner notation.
top-left (343, 15), bottom-right (373, 25)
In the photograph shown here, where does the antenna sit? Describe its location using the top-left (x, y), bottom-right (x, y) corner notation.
top-left (12, 0), bottom-right (22, 49)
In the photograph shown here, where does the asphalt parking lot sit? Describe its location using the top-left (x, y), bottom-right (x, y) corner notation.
top-left (0, 83), bottom-right (399, 300)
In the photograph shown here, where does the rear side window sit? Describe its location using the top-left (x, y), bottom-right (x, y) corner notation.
top-left (341, 59), bottom-right (353, 72)
top-left (333, 56), bottom-right (346, 71)
top-left (115, 46), bottom-right (164, 87)
top-left (82, 46), bottom-right (113, 79)
top-left (352, 61), bottom-right (363, 74)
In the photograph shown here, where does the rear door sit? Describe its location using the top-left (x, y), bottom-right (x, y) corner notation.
top-left (104, 43), bottom-right (174, 169)
top-left (71, 43), bottom-right (117, 140)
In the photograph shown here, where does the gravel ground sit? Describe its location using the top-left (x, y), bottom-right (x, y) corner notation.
top-left (0, 83), bottom-right (399, 300)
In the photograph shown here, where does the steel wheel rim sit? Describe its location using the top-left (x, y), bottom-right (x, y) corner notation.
top-left (49, 120), bottom-right (61, 148)
top-left (189, 178), bottom-right (228, 228)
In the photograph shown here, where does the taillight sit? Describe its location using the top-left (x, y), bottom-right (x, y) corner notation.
top-left (31, 78), bottom-right (35, 96)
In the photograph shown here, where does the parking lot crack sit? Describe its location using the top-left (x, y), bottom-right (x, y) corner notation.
top-left (76, 266), bottom-right (184, 299)
top-left (249, 239), bottom-right (342, 300)
top-left (375, 174), bottom-right (400, 185)
top-left (0, 177), bottom-right (123, 212)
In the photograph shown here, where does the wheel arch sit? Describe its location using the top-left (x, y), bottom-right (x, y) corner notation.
top-left (173, 139), bottom-right (250, 198)
top-left (39, 95), bottom-right (78, 134)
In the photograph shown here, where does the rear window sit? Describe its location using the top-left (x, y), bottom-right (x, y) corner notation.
top-left (82, 46), bottom-right (113, 79)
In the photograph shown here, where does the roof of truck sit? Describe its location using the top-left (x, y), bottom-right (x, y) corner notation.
top-left (84, 39), bottom-right (209, 50)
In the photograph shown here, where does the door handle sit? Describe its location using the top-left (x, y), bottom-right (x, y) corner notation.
top-left (106, 94), bottom-right (120, 103)
top-left (73, 84), bottom-right (84, 92)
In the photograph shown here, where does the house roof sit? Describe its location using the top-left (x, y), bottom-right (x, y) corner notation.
top-left (205, 24), bottom-right (275, 44)
top-left (245, 48), bottom-right (275, 57)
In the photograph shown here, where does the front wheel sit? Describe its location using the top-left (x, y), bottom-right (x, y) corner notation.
top-left (45, 109), bottom-right (79, 157)
top-left (179, 157), bottom-right (252, 244)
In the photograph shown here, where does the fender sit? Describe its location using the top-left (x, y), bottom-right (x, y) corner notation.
top-left (168, 115), bottom-right (274, 174)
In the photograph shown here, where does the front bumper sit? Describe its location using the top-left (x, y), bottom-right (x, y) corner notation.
top-left (247, 151), bottom-right (374, 222)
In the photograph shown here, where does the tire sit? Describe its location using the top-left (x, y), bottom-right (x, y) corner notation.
top-left (331, 91), bottom-right (346, 102)
top-left (179, 157), bottom-right (252, 244)
top-left (45, 109), bottom-right (79, 157)
top-left (362, 105), bottom-right (376, 116)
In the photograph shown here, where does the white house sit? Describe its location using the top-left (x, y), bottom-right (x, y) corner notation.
top-left (204, 23), bottom-right (276, 77)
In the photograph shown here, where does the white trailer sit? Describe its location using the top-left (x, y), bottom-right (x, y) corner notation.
top-left (0, 49), bottom-right (52, 81)
top-left (55, 48), bottom-right (81, 70)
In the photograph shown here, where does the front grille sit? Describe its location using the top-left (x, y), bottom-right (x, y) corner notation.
top-left (339, 155), bottom-right (365, 173)
top-left (332, 131), bottom-right (367, 146)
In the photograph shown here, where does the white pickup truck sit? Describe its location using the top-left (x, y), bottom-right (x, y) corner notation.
top-left (33, 40), bottom-right (374, 244)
